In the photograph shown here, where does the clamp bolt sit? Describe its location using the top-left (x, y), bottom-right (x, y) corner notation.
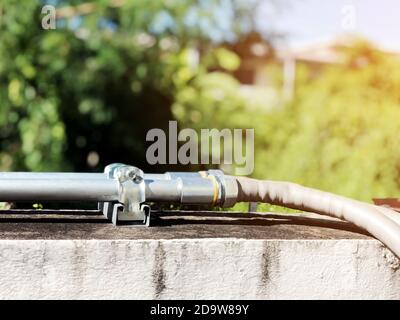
top-left (127, 168), bottom-right (143, 183)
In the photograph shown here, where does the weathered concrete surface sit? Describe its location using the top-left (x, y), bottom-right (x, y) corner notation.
top-left (0, 211), bottom-right (398, 299)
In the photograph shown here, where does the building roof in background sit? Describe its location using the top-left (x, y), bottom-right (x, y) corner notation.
top-left (261, 0), bottom-right (400, 53)
top-left (276, 35), bottom-right (400, 64)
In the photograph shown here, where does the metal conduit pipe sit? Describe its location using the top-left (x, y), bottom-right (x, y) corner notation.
top-left (0, 163), bottom-right (399, 258)
top-left (0, 178), bottom-right (119, 202)
top-left (0, 172), bottom-right (169, 180)
top-left (0, 178), bottom-right (215, 204)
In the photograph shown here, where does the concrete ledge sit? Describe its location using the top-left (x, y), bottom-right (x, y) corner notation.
top-left (0, 211), bottom-right (399, 299)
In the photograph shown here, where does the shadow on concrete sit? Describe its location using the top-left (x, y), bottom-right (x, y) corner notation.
top-left (0, 209), bottom-right (369, 237)
top-left (153, 211), bottom-right (369, 236)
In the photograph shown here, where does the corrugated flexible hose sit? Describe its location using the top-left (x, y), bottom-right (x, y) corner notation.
top-left (235, 177), bottom-right (400, 258)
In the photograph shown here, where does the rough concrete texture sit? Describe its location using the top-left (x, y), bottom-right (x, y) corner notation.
top-left (0, 211), bottom-right (398, 299)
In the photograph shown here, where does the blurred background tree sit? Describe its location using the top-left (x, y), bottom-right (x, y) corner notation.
top-left (252, 40), bottom-right (400, 201)
top-left (0, 0), bottom-right (262, 173)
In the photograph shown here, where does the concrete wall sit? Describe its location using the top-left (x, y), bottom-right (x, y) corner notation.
top-left (0, 238), bottom-right (399, 299)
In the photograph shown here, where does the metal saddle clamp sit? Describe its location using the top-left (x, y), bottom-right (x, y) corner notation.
top-left (100, 163), bottom-right (150, 226)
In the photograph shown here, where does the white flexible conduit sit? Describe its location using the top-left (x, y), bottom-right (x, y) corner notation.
top-left (235, 177), bottom-right (400, 258)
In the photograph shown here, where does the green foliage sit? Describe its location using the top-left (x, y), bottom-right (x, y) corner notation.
top-left (0, 0), bottom-right (255, 172)
top-left (173, 71), bottom-right (248, 129)
top-left (0, 1), bottom-right (65, 170)
top-left (175, 39), bottom-right (400, 202)
top-left (254, 41), bottom-right (400, 201)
